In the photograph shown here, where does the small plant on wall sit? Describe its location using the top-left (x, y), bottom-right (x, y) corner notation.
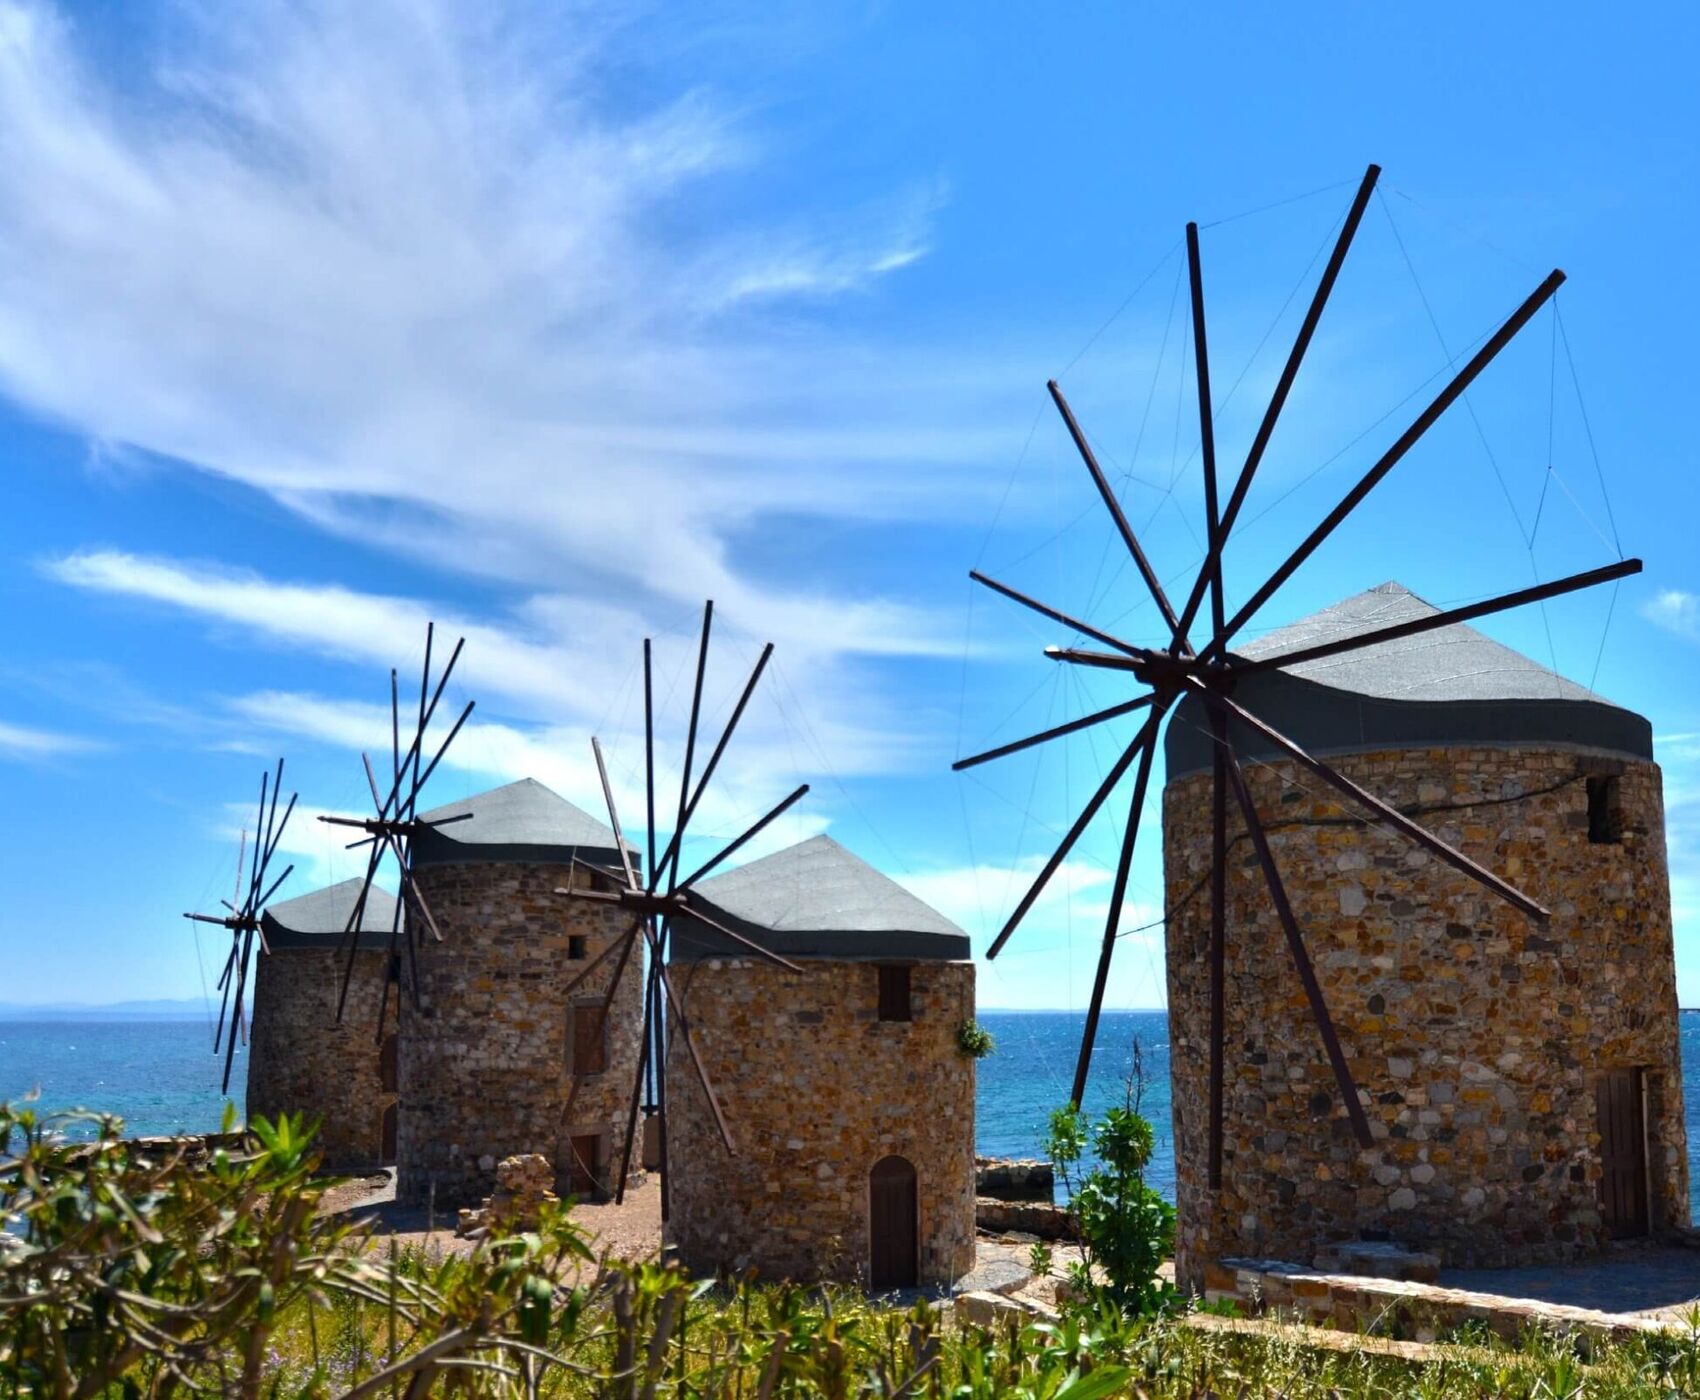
top-left (956, 1018), bottom-right (995, 1058)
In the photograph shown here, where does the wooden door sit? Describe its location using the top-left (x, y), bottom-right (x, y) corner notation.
top-left (1595, 1068), bottom-right (1649, 1238)
top-left (869, 1156), bottom-right (918, 1289)
top-left (565, 1134), bottom-right (602, 1196)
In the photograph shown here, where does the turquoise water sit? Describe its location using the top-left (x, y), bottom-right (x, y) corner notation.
top-left (7, 1010), bottom-right (1700, 1213)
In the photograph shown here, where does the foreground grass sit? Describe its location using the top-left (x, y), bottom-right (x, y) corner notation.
top-left (5, 1105), bottom-right (1700, 1398)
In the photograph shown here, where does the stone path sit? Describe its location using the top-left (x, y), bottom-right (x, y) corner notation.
top-left (1440, 1243), bottom-right (1700, 1324)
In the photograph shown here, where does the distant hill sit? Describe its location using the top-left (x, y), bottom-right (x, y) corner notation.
top-left (0, 998), bottom-right (223, 1022)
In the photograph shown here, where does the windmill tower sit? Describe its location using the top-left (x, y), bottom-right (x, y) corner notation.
top-left (1163, 584), bottom-right (1683, 1281)
top-left (248, 880), bottom-right (400, 1168)
top-left (956, 164), bottom-right (1663, 1288)
top-left (665, 835), bottom-right (977, 1288)
top-left (393, 778), bottom-right (641, 1206)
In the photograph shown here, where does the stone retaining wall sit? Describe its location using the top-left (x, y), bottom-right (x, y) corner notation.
top-left (1202, 1257), bottom-right (1674, 1347)
top-left (1164, 747), bottom-right (1685, 1288)
top-left (975, 1198), bottom-right (1077, 1240)
top-left (975, 1156), bottom-right (1054, 1201)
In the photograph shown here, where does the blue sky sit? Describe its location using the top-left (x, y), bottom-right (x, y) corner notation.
top-left (0, 0), bottom-right (1695, 1014)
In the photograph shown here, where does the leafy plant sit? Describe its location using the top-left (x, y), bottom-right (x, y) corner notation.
top-left (956, 1017), bottom-right (996, 1058)
top-left (9, 1095), bottom-right (1700, 1397)
top-left (1044, 1036), bottom-right (1177, 1319)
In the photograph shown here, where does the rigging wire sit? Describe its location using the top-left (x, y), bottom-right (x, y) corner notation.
top-left (1378, 187), bottom-right (1532, 547)
top-left (1555, 301), bottom-right (1626, 558)
top-left (1054, 239), bottom-right (1183, 382)
top-left (1198, 175), bottom-right (1359, 231)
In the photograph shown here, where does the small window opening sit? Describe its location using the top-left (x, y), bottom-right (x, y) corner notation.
top-left (568, 934), bottom-right (587, 960)
top-left (571, 1000), bottom-right (608, 1074)
top-left (877, 965), bottom-right (912, 1023)
top-left (1587, 775), bottom-right (1623, 845)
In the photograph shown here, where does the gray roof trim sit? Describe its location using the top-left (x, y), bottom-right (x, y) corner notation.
top-left (670, 835), bottom-right (971, 963)
top-left (1164, 582), bottom-right (1651, 779)
top-left (412, 777), bottom-right (629, 870)
top-left (261, 878), bottom-right (398, 952)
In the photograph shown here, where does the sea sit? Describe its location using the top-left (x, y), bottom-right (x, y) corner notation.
top-left (8, 1009), bottom-right (1700, 1213)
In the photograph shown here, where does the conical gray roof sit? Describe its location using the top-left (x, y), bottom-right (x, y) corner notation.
top-left (412, 777), bottom-right (628, 869)
top-left (673, 835), bottom-right (970, 963)
top-left (1237, 582), bottom-right (1605, 703)
top-left (1166, 580), bottom-right (1650, 779)
top-left (261, 878), bottom-right (399, 952)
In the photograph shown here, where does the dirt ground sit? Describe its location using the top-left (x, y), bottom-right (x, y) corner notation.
top-left (316, 1167), bottom-right (662, 1265)
top-left (318, 1167), bottom-right (1077, 1300)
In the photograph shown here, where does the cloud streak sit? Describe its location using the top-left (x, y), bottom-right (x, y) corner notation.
top-left (0, 716), bottom-right (101, 759)
top-left (1644, 589), bottom-right (1700, 643)
top-left (0, 0), bottom-right (1007, 664)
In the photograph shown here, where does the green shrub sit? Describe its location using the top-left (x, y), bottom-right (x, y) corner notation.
top-left (1044, 1038), bottom-right (1177, 1319)
top-left (7, 1097), bottom-right (1700, 1397)
top-left (956, 1017), bottom-right (996, 1058)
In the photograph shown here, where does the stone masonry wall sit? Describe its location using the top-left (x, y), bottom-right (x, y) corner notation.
top-left (1164, 746), bottom-right (1684, 1290)
top-left (397, 861), bottom-right (642, 1207)
top-left (666, 959), bottom-right (977, 1286)
top-left (248, 948), bottom-right (394, 1169)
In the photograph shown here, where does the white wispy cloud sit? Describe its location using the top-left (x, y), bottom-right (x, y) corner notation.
top-left (901, 853), bottom-right (1168, 1009)
top-left (45, 549), bottom-right (931, 790)
top-left (895, 857), bottom-right (1161, 952)
top-left (0, 717), bottom-right (101, 758)
top-left (226, 688), bottom-right (833, 867)
top-left (214, 801), bottom-right (370, 898)
top-left (1644, 589), bottom-right (1700, 643)
top-left (0, 0), bottom-right (1013, 676)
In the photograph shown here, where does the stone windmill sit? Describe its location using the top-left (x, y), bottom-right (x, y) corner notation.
top-left (183, 757), bottom-right (297, 1093)
top-left (956, 161), bottom-right (1642, 1201)
top-left (554, 601), bottom-right (810, 1218)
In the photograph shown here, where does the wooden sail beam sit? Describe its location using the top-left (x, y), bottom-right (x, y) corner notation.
top-left (1232, 558), bottom-right (1642, 677)
top-left (1198, 684), bottom-right (1549, 921)
top-left (969, 571), bottom-right (1145, 658)
top-left (676, 783), bottom-right (810, 890)
top-left (560, 917), bottom-right (643, 1141)
top-left (1047, 380), bottom-right (1187, 644)
top-left (1207, 714), bottom-right (1228, 1190)
top-left (1185, 220), bottom-right (1222, 648)
top-left (654, 640), bottom-right (775, 892)
top-left (1174, 164), bottom-right (1381, 647)
top-left (645, 918), bottom-right (734, 1155)
top-left (1221, 746), bottom-right (1373, 1148)
top-left (670, 602), bottom-right (715, 885)
top-left (952, 693), bottom-right (1155, 773)
top-left (1069, 706), bottom-right (1166, 1108)
top-left (1204, 268), bottom-right (1567, 662)
top-left (614, 929), bottom-right (659, 1204)
top-left (986, 706), bottom-right (1164, 960)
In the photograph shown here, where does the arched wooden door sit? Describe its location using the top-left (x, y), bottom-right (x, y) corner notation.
top-left (869, 1155), bottom-right (918, 1289)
